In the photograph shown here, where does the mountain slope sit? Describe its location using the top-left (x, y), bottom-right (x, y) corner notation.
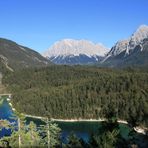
top-left (43, 39), bottom-right (108, 65)
top-left (101, 38), bottom-right (148, 67)
top-left (101, 25), bottom-right (148, 67)
top-left (0, 38), bottom-right (52, 72)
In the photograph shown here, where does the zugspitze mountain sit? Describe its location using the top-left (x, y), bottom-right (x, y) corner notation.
top-left (43, 39), bottom-right (108, 65)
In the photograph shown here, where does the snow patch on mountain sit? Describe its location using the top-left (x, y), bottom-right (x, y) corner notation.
top-left (43, 39), bottom-right (108, 58)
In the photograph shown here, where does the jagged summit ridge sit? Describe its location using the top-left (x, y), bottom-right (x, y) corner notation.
top-left (107, 39), bottom-right (129, 57)
top-left (101, 25), bottom-right (148, 67)
top-left (129, 25), bottom-right (148, 49)
top-left (43, 39), bottom-right (108, 57)
top-left (43, 39), bottom-right (108, 65)
top-left (104, 24), bottom-right (148, 60)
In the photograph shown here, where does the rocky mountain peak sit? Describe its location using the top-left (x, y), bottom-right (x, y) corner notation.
top-left (43, 39), bottom-right (108, 65)
top-left (103, 25), bottom-right (148, 60)
top-left (108, 39), bottom-right (129, 56)
top-left (129, 25), bottom-right (148, 49)
top-left (43, 39), bottom-right (108, 58)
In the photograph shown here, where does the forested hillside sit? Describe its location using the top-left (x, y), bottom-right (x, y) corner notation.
top-left (3, 66), bottom-right (148, 126)
top-left (0, 38), bottom-right (52, 72)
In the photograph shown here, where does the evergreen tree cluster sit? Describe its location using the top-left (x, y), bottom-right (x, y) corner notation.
top-left (1, 117), bottom-right (147, 148)
top-left (0, 118), bottom-right (61, 148)
top-left (3, 66), bottom-right (148, 126)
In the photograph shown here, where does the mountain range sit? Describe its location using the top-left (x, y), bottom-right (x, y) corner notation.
top-left (0, 25), bottom-right (148, 72)
top-left (43, 39), bottom-right (108, 65)
top-left (43, 24), bottom-right (148, 67)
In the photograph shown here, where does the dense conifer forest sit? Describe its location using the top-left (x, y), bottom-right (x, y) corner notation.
top-left (3, 66), bottom-right (148, 127)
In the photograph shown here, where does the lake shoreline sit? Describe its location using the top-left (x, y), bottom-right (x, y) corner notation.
top-left (25, 115), bottom-right (128, 124)
top-left (26, 114), bottom-right (147, 135)
top-left (3, 95), bottom-right (147, 135)
top-left (51, 118), bottom-right (129, 125)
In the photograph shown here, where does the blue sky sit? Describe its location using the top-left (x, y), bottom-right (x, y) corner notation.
top-left (0, 0), bottom-right (148, 53)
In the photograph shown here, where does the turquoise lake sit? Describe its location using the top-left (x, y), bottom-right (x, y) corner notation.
top-left (0, 98), bottom-right (16, 137)
top-left (25, 117), bottom-right (131, 143)
top-left (0, 98), bottom-right (132, 143)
